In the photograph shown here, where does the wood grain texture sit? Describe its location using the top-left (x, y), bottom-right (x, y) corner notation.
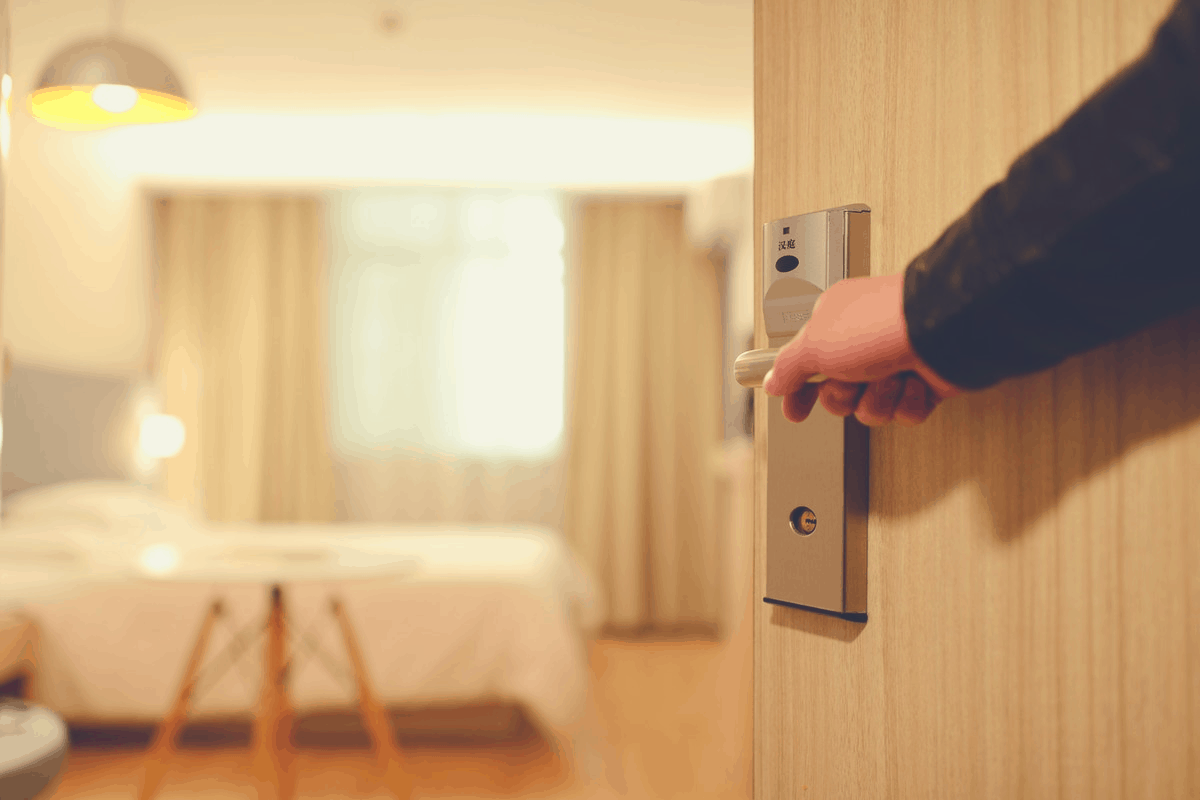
top-left (754, 1), bottom-right (1198, 798)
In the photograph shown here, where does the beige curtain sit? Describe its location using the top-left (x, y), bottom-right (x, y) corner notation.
top-left (151, 194), bottom-right (337, 523)
top-left (564, 198), bottom-right (724, 634)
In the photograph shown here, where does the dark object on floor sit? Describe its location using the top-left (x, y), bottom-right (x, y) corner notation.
top-left (67, 703), bottom-right (534, 750)
top-left (0, 698), bottom-right (69, 800)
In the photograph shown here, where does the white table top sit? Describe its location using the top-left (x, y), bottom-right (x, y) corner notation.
top-left (0, 526), bottom-right (422, 606)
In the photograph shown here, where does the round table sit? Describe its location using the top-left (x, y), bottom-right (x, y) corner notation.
top-left (0, 528), bottom-right (422, 800)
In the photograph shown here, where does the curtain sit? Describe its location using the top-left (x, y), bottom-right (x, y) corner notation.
top-left (151, 194), bottom-right (337, 523)
top-left (331, 457), bottom-right (564, 527)
top-left (564, 198), bottom-right (724, 633)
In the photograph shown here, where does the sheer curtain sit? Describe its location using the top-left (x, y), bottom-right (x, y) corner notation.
top-left (564, 198), bottom-right (725, 634)
top-left (326, 189), bottom-right (567, 528)
top-left (151, 194), bottom-right (338, 522)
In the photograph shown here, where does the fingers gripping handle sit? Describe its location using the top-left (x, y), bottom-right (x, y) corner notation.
top-left (734, 347), bottom-right (827, 389)
top-left (736, 204), bottom-right (869, 392)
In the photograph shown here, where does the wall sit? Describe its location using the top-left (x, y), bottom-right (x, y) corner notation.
top-left (3, 116), bottom-right (151, 375)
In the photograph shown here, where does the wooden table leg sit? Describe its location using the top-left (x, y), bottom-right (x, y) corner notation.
top-left (139, 600), bottom-right (223, 800)
top-left (0, 615), bottom-right (41, 703)
top-left (331, 598), bottom-right (415, 799)
top-left (250, 586), bottom-right (296, 800)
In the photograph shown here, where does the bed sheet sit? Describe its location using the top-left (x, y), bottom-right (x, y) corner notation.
top-left (0, 520), bottom-right (602, 738)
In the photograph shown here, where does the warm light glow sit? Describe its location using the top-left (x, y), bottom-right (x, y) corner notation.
top-left (89, 112), bottom-right (753, 185)
top-left (330, 190), bottom-right (566, 461)
top-left (91, 83), bottom-right (139, 114)
top-left (139, 543), bottom-right (181, 576)
top-left (500, 195), bottom-right (564, 254)
top-left (139, 414), bottom-right (186, 459)
top-left (1, 74), bottom-right (11, 160)
top-left (349, 195), bottom-right (448, 247)
top-left (30, 85), bottom-right (195, 131)
top-left (466, 197), bottom-right (502, 241)
top-left (410, 202), bottom-right (438, 230)
top-left (453, 253), bottom-right (565, 457)
top-left (342, 261), bottom-right (425, 448)
top-left (453, 195), bottom-right (565, 457)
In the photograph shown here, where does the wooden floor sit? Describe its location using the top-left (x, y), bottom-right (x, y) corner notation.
top-left (46, 618), bottom-right (752, 800)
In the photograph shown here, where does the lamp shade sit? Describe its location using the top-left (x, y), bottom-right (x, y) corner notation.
top-left (30, 37), bottom-right (195, 130)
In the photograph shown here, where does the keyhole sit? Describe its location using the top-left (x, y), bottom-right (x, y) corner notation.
top-left (790, 506), bottom-right (817, 535)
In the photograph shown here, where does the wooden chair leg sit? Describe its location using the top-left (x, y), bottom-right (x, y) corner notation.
top-left (331, 598), bottom-right (416, 799)
top-left (251, 586), bottom-right (296, 800)
top-left (139, 600), bottom-right (223, 800)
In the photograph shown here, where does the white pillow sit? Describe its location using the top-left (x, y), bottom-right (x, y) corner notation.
top-left (2, 480), bottom-right (195, 532)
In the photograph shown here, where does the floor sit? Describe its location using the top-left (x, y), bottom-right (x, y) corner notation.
top-left (45, 617), bottom-right (753, 800)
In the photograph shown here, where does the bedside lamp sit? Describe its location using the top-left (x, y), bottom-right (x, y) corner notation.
top-left (138, 413), bottom-right (185, 460)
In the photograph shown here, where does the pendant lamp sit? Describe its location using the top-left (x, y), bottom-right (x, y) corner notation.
top-left (29, 0), bottom-right (194, 131)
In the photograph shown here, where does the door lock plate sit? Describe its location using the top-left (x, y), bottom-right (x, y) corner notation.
top-left (760, 205), bottom-right (870, 621)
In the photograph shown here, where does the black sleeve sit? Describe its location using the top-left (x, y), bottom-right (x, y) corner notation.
top-left (902, 0), bottom-right (1200, 391)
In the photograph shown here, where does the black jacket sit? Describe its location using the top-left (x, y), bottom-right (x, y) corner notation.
top-left (903, 0), bottom-right (1200, 390)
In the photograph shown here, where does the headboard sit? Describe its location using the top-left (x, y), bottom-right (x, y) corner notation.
top-left (2, 363), bottom-right (142, 497)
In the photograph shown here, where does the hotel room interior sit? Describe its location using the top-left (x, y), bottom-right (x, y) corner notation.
top-left (0, 0), bottom-right (755, 798)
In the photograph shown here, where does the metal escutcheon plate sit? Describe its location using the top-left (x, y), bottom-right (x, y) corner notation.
top-left (761, 205), bottom-right (870, 621)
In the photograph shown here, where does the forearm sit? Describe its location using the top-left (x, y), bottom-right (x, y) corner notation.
top-left (903, 0), bottom-right (1200, 391)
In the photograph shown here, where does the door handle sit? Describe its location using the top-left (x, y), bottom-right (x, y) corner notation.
top-left (733, 346), bottom-right (827, 388)
top-left (742, 204), bottom-right (871, 622)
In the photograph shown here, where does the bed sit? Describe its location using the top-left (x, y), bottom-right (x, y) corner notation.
top-left (0, 482), bottom-right (602, 747)
top-left (0, 364), bottom-right (607, 773)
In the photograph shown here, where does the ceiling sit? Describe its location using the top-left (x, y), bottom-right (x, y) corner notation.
top-left (2, 0), bottom-right (754, 374)
top-left (11, 0), bottom-right (754, 185)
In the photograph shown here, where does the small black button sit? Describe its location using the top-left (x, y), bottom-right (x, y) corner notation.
top-left (775, 255), bottom-right (799, 273)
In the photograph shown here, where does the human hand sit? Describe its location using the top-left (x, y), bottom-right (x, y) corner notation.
top-left (762, 272), bottom-right (963, 426)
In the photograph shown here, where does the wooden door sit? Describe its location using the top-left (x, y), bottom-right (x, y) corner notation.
top-left (754, 2), bottom-right (1199, 798)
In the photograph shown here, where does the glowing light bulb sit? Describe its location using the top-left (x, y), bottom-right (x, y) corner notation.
top-left (91, 84), bottom-right (139, 114)
top-left (139, 414), bottom-right (186, 459)
top-left (139, 543), bottom-right (181, 576)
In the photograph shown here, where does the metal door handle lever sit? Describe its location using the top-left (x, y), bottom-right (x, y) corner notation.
top-left (734, 347), bottom-right (827, 388)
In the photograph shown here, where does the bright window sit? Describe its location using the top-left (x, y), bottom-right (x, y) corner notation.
top-left (328, 189), bottom-right (565, 461)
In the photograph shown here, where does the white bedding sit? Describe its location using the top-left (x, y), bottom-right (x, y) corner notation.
top-left (0, 514), bottom-right (603, 740)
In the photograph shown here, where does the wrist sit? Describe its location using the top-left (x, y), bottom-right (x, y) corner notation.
top-left (898, 267), bottom-right (965, 399)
